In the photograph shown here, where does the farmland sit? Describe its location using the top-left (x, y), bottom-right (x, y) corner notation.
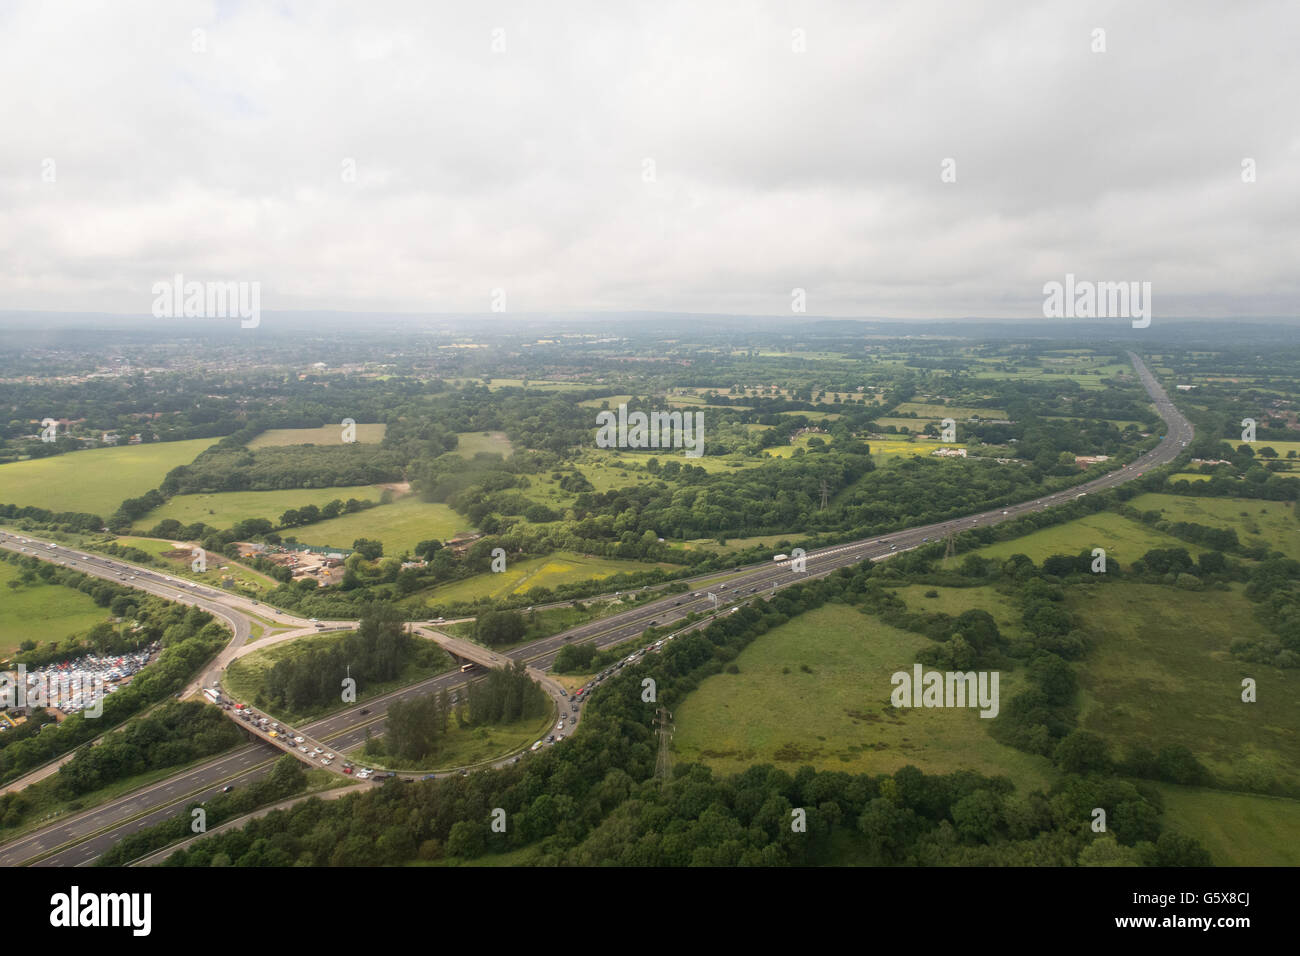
top-left (0, 438), bottom-right (216, 516)
top-left (248, 424), bottom-right (387, 447)
top-left (417, 552), bottom-right (675, 607)
top-left (1127, 493), bottom-right (1300, 559)
top-left (292, 497), bottom-right (466, 556)
top-left (672, 603), bottom-right (1051, 788)
top-left (1070, 582), bottom-right (1300, 795)
top-left (941, 511), bottom-right (1203, 569)
top-left (0, 560), bottom-right (109, 659)
top-left (136, 485), bottom-right (389, 531)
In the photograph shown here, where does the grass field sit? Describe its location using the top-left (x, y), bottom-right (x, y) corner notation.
top-left (891, 584), bottom-right (1025, 637)
top-left (450, 378), bottom-right (580, 392)
top-left (966, 361), bottom-right (1131, 390)
top-left (356, 710), bottom-right (555, 772)
top-left (869, 439), bottom-right (966, 461)
top-left (136, 485), bottom-right (389, 530)
top-left (0, 438), bottom-right (217, 516)
top-left (454, 431), bottom-right (514, 458)
top-left (942, 511), bottom-right (1203, 569)
top-left (1128, 493), bottom-right (1300, 559)
top-left (247, 424), bottom-right (386, 447)
top-left (1248, 439), bottom-right (1300, 457)
top-left (577, 395), bottom-right (633, 409)
top-left (1150, 783), bottom-right (1300, 866)
top-left (292, 497), bottom-right (467, 556)
top-left (419, 552), bottom-right (673, 606)
top-left (892, 403), bottom-right (1007, 420)
top-left (673, 603), bottom-right (1052, 789)
top-left (0, 561), bottom-right (109, 659)
top-left (1070, 581), bottom-right (1300, 794)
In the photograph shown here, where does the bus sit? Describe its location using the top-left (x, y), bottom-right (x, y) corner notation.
top-left (203, 688), bottom-right (221, 705)
top-left (460, 662), bottom-right (477, 673)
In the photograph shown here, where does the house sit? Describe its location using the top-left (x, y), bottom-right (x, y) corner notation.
top-left (931, 447), bottom-right (967, 458)
top-left (1074, 455), bottom-right (1111, 466)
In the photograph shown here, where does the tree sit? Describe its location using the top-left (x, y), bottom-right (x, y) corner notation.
top-left (1054, 730), bottom-right (1111, 774)
top-left (1078, 835), bottom-right (1142, 866)
top-left (475, 610), bottom-right (527, 646)
top-left (414, 539), bottom-right (443, 560)
top-left (352, 538), bottom-right (383, 560)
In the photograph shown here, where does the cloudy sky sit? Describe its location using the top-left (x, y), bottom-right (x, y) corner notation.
top-left (2, 0), bottom-right (1297, 319)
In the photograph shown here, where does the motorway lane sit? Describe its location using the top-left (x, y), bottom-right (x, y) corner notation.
top-left (3, 351), bottom-right (1191, 863)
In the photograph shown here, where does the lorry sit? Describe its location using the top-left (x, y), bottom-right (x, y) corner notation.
top-left (773, 554), bottom-right (789, 562)
top-left (203, 688), bottom-right (221, 705)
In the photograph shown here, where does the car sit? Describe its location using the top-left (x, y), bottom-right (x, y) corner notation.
top-left (312, 746), bottom-right (324, 754)
top-left (325, 752), bottom-right (335, 760)
top-left (530, 741), bottom-right (542, 751)
top-left (547, 734), bottom-right (555, 743)
top-left (359, 708), bottom-right (371, 715)
top-left (221, 785), bottom-right (233, 793)
top-left (298, 746), bottom-right (309, 753)
top-left (268, 731), bottom-right (278, 738)
top-left (559, 688), bottom-right (567, 697)
top-left (1002, 510), bottom-right (1008, 515)
top-left (293, 735), bottom-right (305, 743)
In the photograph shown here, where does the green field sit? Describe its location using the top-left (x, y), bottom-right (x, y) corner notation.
top-left (293, 497), bottom-right (467, 556)
top-left (0, 438), bottom-right (216, 516)
top-left (1128, 493), bottom-right (1300, 559)
top-left (454, 431), bottom-right (514, 459)
top-left (892, 584), bottom-right (1025, 636)
top-left (356, 710), bottom-right (555, 772)
top-left (673, 603), bottom-right (1051, 788)
top-left (1150, 783), bottom-right (1300, 866)
top-left (943, 511), bottom-right (1203, 569)
top-left (1071, 581), bottom-right (1300, 794)
top-left (419, 552), bottom-right (672, 607)
top-left (136, 485), bottom-right (389, 530)
top-left (247, 424), bottom-right (386, 447)
top-left (0, 561), bottom-right (109, 659)
top-left (1248, 439), bottom-right (1300, 457)
top-left (892, 403), bottom-right (1007, 420)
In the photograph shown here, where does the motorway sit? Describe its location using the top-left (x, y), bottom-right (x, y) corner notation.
top-left (0, 351), bottom-right (1192, 865)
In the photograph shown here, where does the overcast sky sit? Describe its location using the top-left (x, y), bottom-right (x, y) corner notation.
top-left (2, 0), bottom-right (1297, 320)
